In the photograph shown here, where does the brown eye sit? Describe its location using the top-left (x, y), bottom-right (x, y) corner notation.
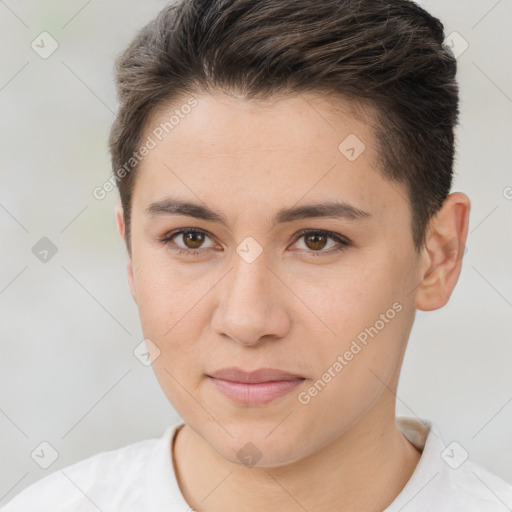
top-left (160, 228), bottom-right (217, 254)
top-left (181, 231), bottom-right (206, 249)
top-left (292, 229), bottom-right (351, 256)
top-left (303, 232), bottom-right (328, 251)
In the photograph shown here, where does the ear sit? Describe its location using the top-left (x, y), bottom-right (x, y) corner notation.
top-left (115, 204), bottom-right (137, 305)
top-left (115, 203), bottom-right (126, 242)
top-left (415, 192), bottom-right (471, 311)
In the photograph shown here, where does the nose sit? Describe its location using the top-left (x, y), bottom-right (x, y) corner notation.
top-left (211, 252), bottom-right (291, 346)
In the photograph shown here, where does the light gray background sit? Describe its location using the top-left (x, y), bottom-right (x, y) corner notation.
top-left (1, 0), bottom-right (511, 505)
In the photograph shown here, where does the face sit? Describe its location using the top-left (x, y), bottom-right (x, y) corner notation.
top-left (118, 90), bottom-right (426, 466)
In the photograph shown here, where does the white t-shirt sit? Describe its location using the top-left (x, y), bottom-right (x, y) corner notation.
top-left (2, 416), bottom-right (511, 511)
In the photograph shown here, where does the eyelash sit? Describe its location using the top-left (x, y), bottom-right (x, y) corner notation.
top-left (158, 228), bottom-right (352, 257)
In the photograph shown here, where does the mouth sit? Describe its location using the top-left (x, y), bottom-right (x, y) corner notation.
top-left (206, 367), bottom-right (306, 405)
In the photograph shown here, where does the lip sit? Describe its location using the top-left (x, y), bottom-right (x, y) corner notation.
top-left (208, 367), bottom-right (304, 383)
top-left (207, 367), bottom-right (305, 405)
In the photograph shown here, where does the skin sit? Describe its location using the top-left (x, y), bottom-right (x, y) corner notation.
top-left (115, 90), bottom-right (470, 512)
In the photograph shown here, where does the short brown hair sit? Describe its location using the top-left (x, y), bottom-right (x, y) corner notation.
top-left (108, 0), bottom-right (458, 254)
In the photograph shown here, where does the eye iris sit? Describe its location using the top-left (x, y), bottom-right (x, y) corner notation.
top-left (183, 232), bottom-right (205, 249)
top-left (305, 233), bottom-right (328, 251)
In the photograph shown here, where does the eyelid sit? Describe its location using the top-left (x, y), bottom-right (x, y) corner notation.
top-left (291, 228), bottom-right (351, 246)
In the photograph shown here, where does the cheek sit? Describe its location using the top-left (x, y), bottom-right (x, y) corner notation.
top-left (300, 258), bottom-right (411, 396)
top-left (131, 250), bottom-right (208, 335)
top-left (298, 304), bottom-right (408, 439)
top-left (130, 256), bottom-right (214, 400)
top-left (298, 260), bottom-right (399, 339)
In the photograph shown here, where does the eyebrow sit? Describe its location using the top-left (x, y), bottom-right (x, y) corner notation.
top-left (146, 197), bottom-right (372, 228)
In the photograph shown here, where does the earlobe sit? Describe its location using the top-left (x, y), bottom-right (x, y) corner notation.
top-left (415, 192), bottom-right (471, 311)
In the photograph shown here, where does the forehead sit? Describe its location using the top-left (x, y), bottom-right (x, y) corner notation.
top-left (145, 90), bottom-right (377, 161)
top-left (132, 90), bottom-right (408, 230)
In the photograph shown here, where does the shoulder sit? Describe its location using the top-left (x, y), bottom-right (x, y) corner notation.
top-left (1, 435), bottom-right (161, 512)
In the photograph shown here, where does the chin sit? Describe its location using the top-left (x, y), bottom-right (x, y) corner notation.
top-left (205, 425), bottom-right (308, 469)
